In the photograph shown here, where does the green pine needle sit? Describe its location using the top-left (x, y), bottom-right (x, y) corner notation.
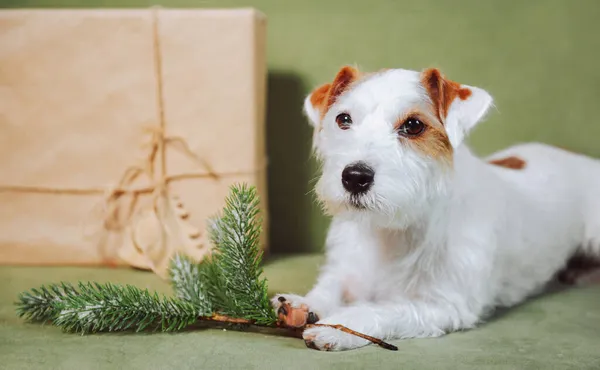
top-left (17, 282), bottom-right (198, 334)
top-left (16, 282), bottom-right (77, 323)
top-left (169, 254), bottom-right (212, 316)
top-left (206, 184), bottom-right (276, 325)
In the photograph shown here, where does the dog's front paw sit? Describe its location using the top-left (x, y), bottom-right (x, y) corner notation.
top-left (271, 294), bottom-right (320, 328)
top-left (302, 326), bottom-right (369, 351)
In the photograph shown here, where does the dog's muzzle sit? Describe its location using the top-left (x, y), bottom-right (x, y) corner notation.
top-left (342, 162), bottom-right (374, 195)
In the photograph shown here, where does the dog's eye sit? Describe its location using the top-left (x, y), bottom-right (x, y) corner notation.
top-left (335, 113), bottom-right (353, 130)
top-left (398, 117), bottom-right (425, 136)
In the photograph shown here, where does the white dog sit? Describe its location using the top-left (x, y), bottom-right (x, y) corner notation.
top-left (272, 66), bottom-right (600, 351)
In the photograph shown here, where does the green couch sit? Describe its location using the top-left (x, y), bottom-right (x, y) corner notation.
top-left (1, 255), bottom-right (599, 369)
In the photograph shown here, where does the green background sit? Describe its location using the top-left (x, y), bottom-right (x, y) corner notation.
top-left (2, 0), bottom-right (599, 254)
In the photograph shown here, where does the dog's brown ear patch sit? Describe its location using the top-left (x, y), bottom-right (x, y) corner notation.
top-left (327, 66), bottom-right (360, 108)
top-left (489, 156), bottom-right (527, 170)
top-left (308, 66), bottom-right (360, 120)
top-left (421, 68), bottom-right (472, 123)
top-left (309, 83), bottom-right (331, 114)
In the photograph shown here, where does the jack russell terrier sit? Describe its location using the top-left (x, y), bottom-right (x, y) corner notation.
top-left (272, 66), bottom-right (600, 351)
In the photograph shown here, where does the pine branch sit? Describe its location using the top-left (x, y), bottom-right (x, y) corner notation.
top-left (206, 184), bottom-right (276, 325)
top-left (17, 282), bottom-right (198, 334)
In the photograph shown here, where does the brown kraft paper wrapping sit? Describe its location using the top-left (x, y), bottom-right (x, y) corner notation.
top-left (0, 8), bottom-right (268, 276)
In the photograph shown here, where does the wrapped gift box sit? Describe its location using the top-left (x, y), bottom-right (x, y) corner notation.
top-left (0, 8), bottom-right (268, 276)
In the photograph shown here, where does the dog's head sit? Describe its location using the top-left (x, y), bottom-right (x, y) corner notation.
top-left (305, 66), bottom-right (493, 227)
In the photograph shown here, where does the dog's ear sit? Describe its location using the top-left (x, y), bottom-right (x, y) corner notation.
top-left (304, 66), bottom-right (359, 127)
top-left (303, 83), bottom-right (331, 127)
top-left (421, 68), bottom-right (493, 147)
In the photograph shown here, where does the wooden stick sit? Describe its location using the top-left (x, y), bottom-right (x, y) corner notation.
top-left (204, 314), bottom-right (253, 325)
top-left (196, 314), bottom-right (398, 351)
top-left (306, 323), bottom-right (398, 351)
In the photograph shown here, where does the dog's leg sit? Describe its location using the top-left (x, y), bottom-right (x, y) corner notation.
top-left (302, 300), bottom-right (477, 351)
top-left (272, 219), bottom-right (377, 326)
top-left (272, 270), bottom-right (344, 327)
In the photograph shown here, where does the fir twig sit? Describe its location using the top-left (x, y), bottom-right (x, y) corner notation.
top-left (206, 184), bottom-right (276, 325)
top-left (17, 282), bottom-right (198, 334)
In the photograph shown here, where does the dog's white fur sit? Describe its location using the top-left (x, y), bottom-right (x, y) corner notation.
top-left (273, 67), bottom-right (600, 351)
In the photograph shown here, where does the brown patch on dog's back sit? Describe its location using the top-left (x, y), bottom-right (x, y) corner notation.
top-left (421, 68), bottom-right (472, 123)
top-left (489, 156), bottom-right (527, 170)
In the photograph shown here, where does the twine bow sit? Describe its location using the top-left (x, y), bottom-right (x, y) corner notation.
top-left (99, 9), bottom-right (220, 276)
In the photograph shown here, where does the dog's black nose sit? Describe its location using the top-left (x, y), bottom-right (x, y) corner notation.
top-left (342, 162), bottom-right (375, 194)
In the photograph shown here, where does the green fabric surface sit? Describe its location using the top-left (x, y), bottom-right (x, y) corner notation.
top-left (2, 0), bottom-right (599, 253)
top-left (1, 255), bottom-right (599, 370)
